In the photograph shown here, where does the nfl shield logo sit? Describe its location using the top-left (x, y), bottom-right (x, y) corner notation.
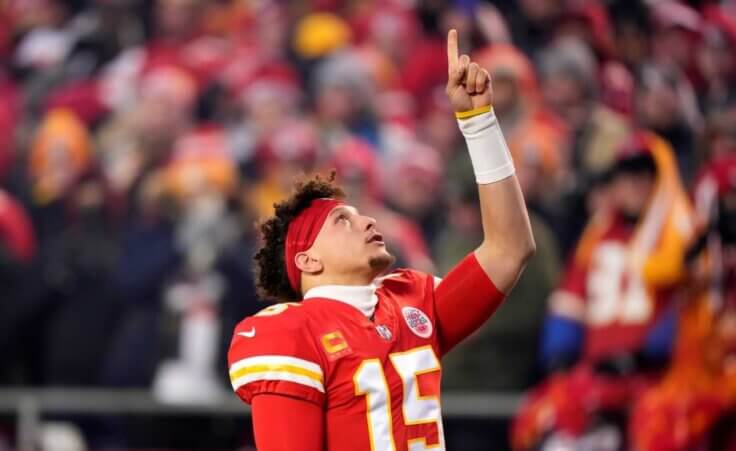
top-left (375, 324), bottom-right (393, 341)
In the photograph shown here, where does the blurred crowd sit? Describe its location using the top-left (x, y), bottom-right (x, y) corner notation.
top-left (0, 0), bottom-right (735, 449)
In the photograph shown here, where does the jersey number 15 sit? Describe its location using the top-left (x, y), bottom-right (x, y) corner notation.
top-left (353, 345), bottom-right (445, 451)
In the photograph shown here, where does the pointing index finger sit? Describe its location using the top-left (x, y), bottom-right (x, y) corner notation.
top-left (447, 29), bottom-right (458, 71)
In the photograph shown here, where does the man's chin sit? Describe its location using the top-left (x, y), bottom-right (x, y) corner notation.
top-left (369, 252), bottom-right (396, 274)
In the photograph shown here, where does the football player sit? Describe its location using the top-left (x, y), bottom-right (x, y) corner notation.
top-left (629, 154), bottom-right (736, 451)
top-left (512, 132), bottom-right (694, 450)
top-left (227, 29), bottom-right (535, 451)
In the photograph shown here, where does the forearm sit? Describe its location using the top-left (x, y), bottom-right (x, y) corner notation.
top-left (458, 111), bottom-right (536, 293)
top-left (477, 176), bottom-right (534, 288)
top-left (445, 29), bottom-right (534, 291)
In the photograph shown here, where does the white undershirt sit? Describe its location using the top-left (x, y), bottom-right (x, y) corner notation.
top-left (302, 276), bottom-right (443, 318)
top-left (303, 284), bottom-right (379, 317)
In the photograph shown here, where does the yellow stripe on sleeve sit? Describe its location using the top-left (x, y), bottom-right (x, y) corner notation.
top-left (229, 363), bottom-right (323, 385)
top-left (455, 104), bottom-right (492, 119)
top-left (228, 355), bottom-right (325, 392)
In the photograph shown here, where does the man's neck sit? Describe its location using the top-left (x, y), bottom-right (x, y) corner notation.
top-left (302, 274), bottom-right (384, 318)
top-left (303, 283), bottom-right (378, 317)
top-left (302, 271), bottom-right (379, 293)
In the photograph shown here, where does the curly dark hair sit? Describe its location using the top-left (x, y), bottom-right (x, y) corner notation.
top-left (253, 172), bottom-right (345, 302)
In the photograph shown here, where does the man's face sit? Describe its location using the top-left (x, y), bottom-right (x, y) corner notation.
top-left (637, 84), bottom-right (679, 130)
top-left (543, 75), bottom-right (588, 131)
top-left (310, 205), bottom-right (394, 279)
top-left (520, 0), bottom-right (562, 22)
top-left (155, 0), bottom-right (199, 39)
top-left (610, 170), bottom-right (656, 219)
top-left (655, 28), bottom-right (694, 70)
top-left (317, 85), bottom-right (356, 123)
top-left (491, 76), bottom-right (519, 117)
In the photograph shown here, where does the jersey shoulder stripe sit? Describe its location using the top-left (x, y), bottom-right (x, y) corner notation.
top-left (229, 355), bottom-right (324, 393)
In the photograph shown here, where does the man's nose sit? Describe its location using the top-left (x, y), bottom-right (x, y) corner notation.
top-left (362, 215), bottom-right (377, 231)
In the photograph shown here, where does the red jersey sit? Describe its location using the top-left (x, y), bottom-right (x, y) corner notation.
top-left (551, 215), bottom-right (675, 362)
top-left (228, 269), bottom-right (446, 450)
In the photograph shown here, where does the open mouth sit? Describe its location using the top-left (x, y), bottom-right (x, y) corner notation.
top-left (367, 233), bottom-right (384, 244)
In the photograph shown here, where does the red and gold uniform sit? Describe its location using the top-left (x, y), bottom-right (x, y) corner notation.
top-left (630, 156), bottom-right (736, 451)
top-left (551, 213), bottom-right (677, 362)
top-left (513, 133), bottom-right (694, 450)
top-left (228, 254), bottom-right (504, 451)
top-left (629, 295), bottom-right (736, 451)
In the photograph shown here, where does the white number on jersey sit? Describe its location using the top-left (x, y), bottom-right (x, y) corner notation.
top-left (586, 243), bottom-right (651, 326)
top-left (353, 345), bottom-right (444, 451)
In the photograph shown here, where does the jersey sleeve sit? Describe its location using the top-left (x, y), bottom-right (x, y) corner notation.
top-left (227, 306), bottom-right (326, 406)
top-left (252, 394), bottom-right (325, 451)
top-left (433, 252), bottom-right (505, 355)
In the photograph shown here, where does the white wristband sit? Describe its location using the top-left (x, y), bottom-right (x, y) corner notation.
top-left (457, 111), bottom-right (515, 185)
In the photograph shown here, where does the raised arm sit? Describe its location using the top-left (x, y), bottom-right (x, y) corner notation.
top-left (435, 30), bottom-right (535, 353)
top-left (445, 29), bottom-right (535, 292)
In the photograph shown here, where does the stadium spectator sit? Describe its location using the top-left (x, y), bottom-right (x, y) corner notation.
top-left (697, 6), bottom-right (736, 114)
top-left (384, 139), bottom-right (446, 245)
top-left (0, 189), bottom-right (37, 384)
top-left (0, 0), bottom-right (734, 448)
top-left (630, 154), bottom-right (736, 451)
top-left (7, 108), bottom-right (123, 386)
top-left (103, 127), bottom-right (259, 393)
top-left (637, 63), bottom-right (699, 184)
top-left (439, 183), bottom-right (560, 391)
top-left (512, 132), bottom-right (695, 450)
top-left (327, 137), bottom-right (435, 273)
top-left (248, 118), bottom-right (320, 219)
top-left (538, 36), bottom-right (632, 254)
top-left (474, 42), bottom-right (568, 214)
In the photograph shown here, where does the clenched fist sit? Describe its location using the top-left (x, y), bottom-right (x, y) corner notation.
top-left (446, 29), bottom-right (493, 113)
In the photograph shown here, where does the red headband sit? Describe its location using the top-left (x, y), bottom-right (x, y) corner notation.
top-left (285, 198), bottom-right (344, 294)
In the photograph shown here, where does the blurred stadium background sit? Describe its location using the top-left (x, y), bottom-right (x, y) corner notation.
top-left (1, 0), bottom-right (736, 449)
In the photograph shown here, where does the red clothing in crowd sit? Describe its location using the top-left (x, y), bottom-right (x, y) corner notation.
top-left (553, 214), bottom-right (674, 363)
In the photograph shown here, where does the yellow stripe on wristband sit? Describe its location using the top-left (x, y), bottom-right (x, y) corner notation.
top-left (455, 104), bottom-right (492, 119)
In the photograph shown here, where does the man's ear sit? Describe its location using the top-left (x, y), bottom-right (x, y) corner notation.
top-left (295, 251), bottom-right (323, 275)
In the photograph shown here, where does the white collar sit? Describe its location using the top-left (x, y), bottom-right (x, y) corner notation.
top-left (303, 283), bottom-right (378, 318)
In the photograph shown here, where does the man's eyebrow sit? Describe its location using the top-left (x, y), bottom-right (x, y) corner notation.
top-left (329, 205), bottom-right (359, 217)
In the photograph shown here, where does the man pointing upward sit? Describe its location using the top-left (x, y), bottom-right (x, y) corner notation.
top-left (227, 29), bottom-right (535, 450)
